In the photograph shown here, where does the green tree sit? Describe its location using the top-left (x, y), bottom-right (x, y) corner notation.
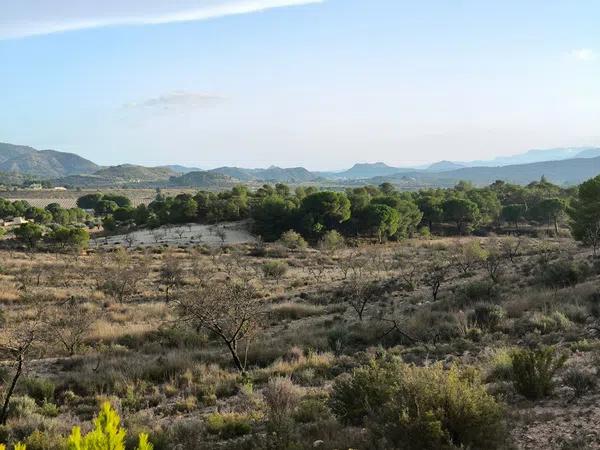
top-left (501, 204), bottom-right (527, 230)
top-left (363, 203), bottom-right (400, 242)
top-left (299, 191), bottom-right (351, 237)
top-left (443, 198), bottom-right (480, 234)
top-left (251, 195), bottom-right (297, 241)
top-left (14, 223), bottom-right (44, 249)
top-left (94, 200), bottom-right (118, 215)
top-left (49, 226), bottom-right (90, 252)
top-left (25, 207), bottom-right (52, 225)
top-left (102, 194), bottom-right (132, 208)
top-left (570, 175), bottom-right (600, 255)
top-left (170, 194), bottom-right (198, 223)
top-left (76, 193), bottom-right (103, 209)
top-left (416, 191), bottom-right (444, 230)
top-left (535, 198), bottom-right (566, 233)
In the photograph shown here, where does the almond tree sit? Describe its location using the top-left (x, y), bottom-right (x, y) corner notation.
top-left (174, 280), bottom-right (265, 372)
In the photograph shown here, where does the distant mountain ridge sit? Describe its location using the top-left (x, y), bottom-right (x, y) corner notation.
top-left (366, 155), bottom-right (600, 187)
top-left (0, 142), bottom-right (99, 178)
top-left (3, 141), bottom-right (600, 188)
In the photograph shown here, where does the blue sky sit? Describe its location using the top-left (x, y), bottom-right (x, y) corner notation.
top-left (0, 0), bottom-right (598, 170)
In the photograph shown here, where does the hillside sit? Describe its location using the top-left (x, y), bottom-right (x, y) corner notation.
top-left (169, 170), bottom-right (234, 187)
top-left (92, 164), bottom-right (176, 182)
top-left (0, 142), bottom-right (99, 177)
top-left (332, 162), bottom-right (405, 179)
top-left (209, 166), bottom-right (318, 182)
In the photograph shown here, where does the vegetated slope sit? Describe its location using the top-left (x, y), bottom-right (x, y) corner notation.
top-left (209, 166), bottom-right (318, 182)
top-left (159, 165), bottom-right (202, 174)
top-left (55, 165), bottom-right (179, 188)
top-left (168, 170), bottom-right (234, 187)
top-left (373, 156), bottom-right (600, 186)
top-left (92, 164), bottom-right (176, 182)
top-left (0, 143), bottom-right (99, 178)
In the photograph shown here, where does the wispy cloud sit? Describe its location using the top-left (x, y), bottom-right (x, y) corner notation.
top-left (570, 48), bottom-right (597, 62)
top-left (0, 0), bottom-right (323, 40)
top-left (124, 91), bottom-right (225, 111)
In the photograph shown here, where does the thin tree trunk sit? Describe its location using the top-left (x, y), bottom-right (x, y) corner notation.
top-left (1, 354), bottom-right (23, 425)
top-left (225, 340), bottom-right (244, 373)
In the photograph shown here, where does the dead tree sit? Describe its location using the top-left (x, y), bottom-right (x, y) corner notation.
top-left (423, 259), bottom-right (450, 301)
top-left (48, 297), bottom-right (97, 356)
top-left (343, 275), bottom-right (382, 321)
top-left (159, 253), bottom-right (185, 302)
top-left (174, 281), bottom-right (265, 372)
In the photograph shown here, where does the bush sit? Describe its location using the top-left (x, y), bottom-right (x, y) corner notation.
top-left (537, 259), bottom-right (591, 289)
top-left (278, 230), bottom-right (308, 250)
top-left (562, 367), bottom-right (596, 397)
top-left (262, 261), bottom-right (288, 280)
top-left (514, 311), bottom-right (572, 335)
top-left (330, 357), bottom-right (505, 450)
top-left (470, 303), bottom-right (506, 331)
top-left (22, 378), bottom-right (55, 405)
top-left (263, 377), bottom-right (300, 446)
top-left (206, 412), bottom-right (252, 439)
top-left (7, 396), bottom-right (37, 419)
top-left (318, 230), bottom-right (345, 252)
top-left (456, 280), bottom-right (499, 306)
top-left (511, 346), bottom-right (567, 400)
top-left (66, 402), bottom-right (153, 450)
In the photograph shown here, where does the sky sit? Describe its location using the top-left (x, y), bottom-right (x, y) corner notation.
top-left (0, 0), bottom-right (599, 170)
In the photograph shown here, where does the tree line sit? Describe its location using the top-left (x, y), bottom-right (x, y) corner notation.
top-left (79, 177), bottom-right (578, 243)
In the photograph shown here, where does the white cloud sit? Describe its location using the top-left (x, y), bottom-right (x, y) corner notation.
top-left (124, 91), bottom-right (225, 110)
top-left (0, 0), bottom-right (323, 40)
top-left (570, 48), bottom-right (597, 62)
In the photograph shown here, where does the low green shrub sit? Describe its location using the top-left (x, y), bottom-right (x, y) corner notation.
top-left (206, 412), bottom-right (252, 439)
top-left (470, 303), bottom-right (506, 331)
top-left (262, 261), bottom-right (288, 280)
top-left (537, 259), bottom-right (590, 289)
top-left (7, 396), bottom-right (37, 420)
top-left (511, 346), bottom-right (567, 400)
top-left (278, 230), bottom-right (308, 250)
top-left (329, 356), bottom-right (505, 449)
top-left (455, 279), bottom-right (499, 306)
top-left (21, 378), bottom-right (55, 405)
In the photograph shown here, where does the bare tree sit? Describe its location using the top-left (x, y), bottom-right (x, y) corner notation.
top-left (174, 280), bottom-right (265, 372)
top-left (123, 232), bottom-right (136, 249)
top-left (215, 228), bottom-right (227, 247)
top-left (0, 304), bottom-right (45, 424)
top-left (499, 236), bottom-right (522, 264)
top-left (451, 241), bottom-right (487, 275)
top-left (175, 227), bottom-right (186, 240)
top-left (48, 297), bottom-right (97, 355)
top-left (94, 249), bottom-right (148, 302)
top-left (423, 259), bottom-right (451, 301)
top-left (484, 248), bottom-right (504, 283)
top-left (159, 252), bottom-right (185, 302)
top-left (150, 228), bottom-right (167, 244)
top-left (343, 275), bottom-right (383, 321)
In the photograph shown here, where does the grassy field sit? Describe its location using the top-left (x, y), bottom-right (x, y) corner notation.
top-left (0, 233), bottom-right (599, 449)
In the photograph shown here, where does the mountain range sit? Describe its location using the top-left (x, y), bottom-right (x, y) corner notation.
top-left (2, 142), bottom-right (600, 188)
